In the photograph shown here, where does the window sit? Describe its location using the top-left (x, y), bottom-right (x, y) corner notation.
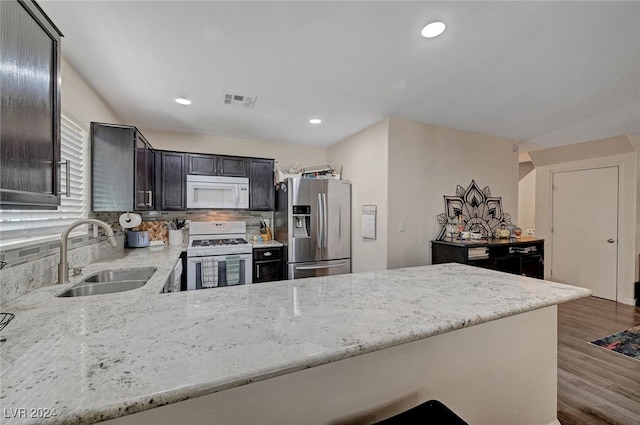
top-left (0, 110), bottom-right (89, 244)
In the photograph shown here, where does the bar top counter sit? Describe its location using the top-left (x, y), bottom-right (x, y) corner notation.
top-left (0, 246), bottom-right (591, 424)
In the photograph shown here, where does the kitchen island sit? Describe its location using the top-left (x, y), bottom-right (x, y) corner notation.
top-left (0, 247), bottom-right (590, 425)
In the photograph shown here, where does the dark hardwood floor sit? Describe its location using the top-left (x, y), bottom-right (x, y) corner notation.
top-left (557, 296), bottom-right (640, 425)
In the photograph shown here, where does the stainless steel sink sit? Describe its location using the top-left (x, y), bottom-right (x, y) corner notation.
top-left (56, 267), bottom-right (157, 297)
top-left (57, 280), bottom-right (148, 297)
top-left (81, 267), bottom-right (157, 283)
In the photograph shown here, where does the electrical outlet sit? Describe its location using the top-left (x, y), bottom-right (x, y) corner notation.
top-left (399, 221), bottom-right (406, 232)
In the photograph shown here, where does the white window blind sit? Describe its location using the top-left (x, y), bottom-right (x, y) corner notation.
top-left (0, 110), bottom-right (89, 242)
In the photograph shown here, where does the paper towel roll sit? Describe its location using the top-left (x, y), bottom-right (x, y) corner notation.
top-left (119, 212), bottom-right (142, 229)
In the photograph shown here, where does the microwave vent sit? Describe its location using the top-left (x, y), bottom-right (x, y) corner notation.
top-left (223, 92), bottom-right (257, 109)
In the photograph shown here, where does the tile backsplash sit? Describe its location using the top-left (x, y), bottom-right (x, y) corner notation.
top-left (0, 209), bottom-right (273, 304)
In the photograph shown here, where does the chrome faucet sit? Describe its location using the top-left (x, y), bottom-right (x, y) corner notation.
top-left (58, 219), bottom-right (117, 284)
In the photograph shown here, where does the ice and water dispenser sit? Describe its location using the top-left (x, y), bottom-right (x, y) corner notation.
top-left (292, 205), bottom-right (310, 238)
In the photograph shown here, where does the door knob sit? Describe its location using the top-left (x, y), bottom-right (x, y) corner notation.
top-left (607, 238), bottom-right (615, 243)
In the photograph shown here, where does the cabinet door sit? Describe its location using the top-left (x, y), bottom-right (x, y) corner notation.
top-left (219, 156), bottom-right (248, 177)
top-left (256, 261), bottom-right (282, 283)
top-left (133, 132), bottom-right (154, 210)
top-left (92, 123), bottom-right (155, 212)
top-left (0, 0), bottom-right (62, 209)
top-left (92, 123), bottom-right (135, 211)
top-left (254, 260), bottom-right (283, 283)
top-left (249, 159), bottom-right (274, 210)
top-left (187, 153), bottom-right (217, 175)
top-left (157, 151), bottom-right (186, 210)
top-left (145, 137), bottom-right (155, 208)
top-left (253, 247), bottom-right (283, 283)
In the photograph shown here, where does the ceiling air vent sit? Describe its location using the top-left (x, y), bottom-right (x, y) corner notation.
top-left (223, 92), bottom-right (257, 109)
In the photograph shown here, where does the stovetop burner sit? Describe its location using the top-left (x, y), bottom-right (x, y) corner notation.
top-left (191, 238), bottom-right (248, 247)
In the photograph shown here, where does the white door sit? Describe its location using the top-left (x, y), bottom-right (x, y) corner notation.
top-left (551, 167), bottom-right (618, 300)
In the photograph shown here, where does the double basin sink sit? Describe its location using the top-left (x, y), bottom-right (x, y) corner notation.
top-left (57, 267), bottom-right (157, 297)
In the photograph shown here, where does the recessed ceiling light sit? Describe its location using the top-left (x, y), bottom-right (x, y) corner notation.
top-left (175, 98), bottom-right (192, 105)
top-left (421, 21), bottom-right (446, 38)
top-left (309, 118), bottom-right (322, 124)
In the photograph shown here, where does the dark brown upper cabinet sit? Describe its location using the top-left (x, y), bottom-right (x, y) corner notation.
top-left (0, 0), bottom-right (63, 209)
top-left (218, 155), bottom-right (248, 177)
top-left (145, 151), bottom-right (275, 211)
top-left (187, 153), bottom-right (217, 175)
top-left (91, 123), bottom-right (155, 211)
top-left (155, 150), bottom-right (186, 211)
top-left (186, 153), bottom-right (248, 177)
top-left (249, 159), bottom-right (274, 211)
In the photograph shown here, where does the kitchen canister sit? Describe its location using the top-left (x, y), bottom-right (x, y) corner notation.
top-left (127, 230), bottom-right (150, 248)
top-left (168, 229), bottom-right (183, 246)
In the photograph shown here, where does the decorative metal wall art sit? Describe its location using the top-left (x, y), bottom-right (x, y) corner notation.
top-left (436, 180), bottom-right (513, 240)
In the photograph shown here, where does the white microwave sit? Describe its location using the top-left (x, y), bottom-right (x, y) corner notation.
top-left (186, 175), bottom-right (249, 209)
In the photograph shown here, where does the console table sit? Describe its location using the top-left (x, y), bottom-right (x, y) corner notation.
top-left (431, 237), bottom-right (544, 279)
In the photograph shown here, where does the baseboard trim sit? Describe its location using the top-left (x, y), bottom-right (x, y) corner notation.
top-left (621, 297), bottom-right (636, 306)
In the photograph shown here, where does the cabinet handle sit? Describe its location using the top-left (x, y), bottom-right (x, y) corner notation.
top-left (146, 190), bottom-right (153, 207)
top-left (57, 160), bottom-right (71, 197)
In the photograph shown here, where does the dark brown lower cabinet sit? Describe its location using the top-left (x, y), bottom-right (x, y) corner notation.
top-left (253, 246), bottom-right (283, 283)
top-left (431, 237), bottom-right (545, 279)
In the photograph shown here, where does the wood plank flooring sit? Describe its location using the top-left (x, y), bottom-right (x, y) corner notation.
top-left (557, 296), bottom-right (640, 425)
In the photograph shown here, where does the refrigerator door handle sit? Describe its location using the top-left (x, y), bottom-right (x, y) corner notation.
top-left (322, 193), bottom-right (328, 248)
top-left (317, 193), bottom-right (323, 249)
top-left (294, 262), bottom-right (347, 270)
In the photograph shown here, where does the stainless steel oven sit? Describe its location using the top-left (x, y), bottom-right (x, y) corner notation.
top-left (186, 221), bottom-right (253, 290)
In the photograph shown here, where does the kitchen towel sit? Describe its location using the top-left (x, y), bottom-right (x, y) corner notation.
top-left (200, 258), bottom-right (218, 288)
top-left (226, 255), bottom-right (240, 286)
top-left (119, 212), bottom-right (142, 229)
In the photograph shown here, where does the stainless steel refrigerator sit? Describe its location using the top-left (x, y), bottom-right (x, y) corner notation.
top-left (275, 178), bottom-right (351, 279)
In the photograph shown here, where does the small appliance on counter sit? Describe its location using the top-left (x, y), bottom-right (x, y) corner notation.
top-left (127, 230), bottom-right (150, 248)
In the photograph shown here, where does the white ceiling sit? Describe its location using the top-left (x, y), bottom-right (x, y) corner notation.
top-left (39, 1), bottom-right (640, 152)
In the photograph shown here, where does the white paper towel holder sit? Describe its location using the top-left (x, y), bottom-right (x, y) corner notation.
top-left (119, 212), bottom-right (142, 229)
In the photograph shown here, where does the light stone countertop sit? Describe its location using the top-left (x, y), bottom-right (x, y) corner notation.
top-left (0, 247), bottom-right (591, 424)
top-left (249, 239), bottom-right (283, 248)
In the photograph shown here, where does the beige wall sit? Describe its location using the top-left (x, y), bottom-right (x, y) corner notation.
top-left (631, 135), bottom-right (640, 284)
top-left (386, 118), bottom-right (519, 269)
top-left (518, 168), bottom-right (536, 236)
top-left (142, 130), bottom-right (326, 171)
top-left (327, 119), bottom-right (389, 273)
top-left (532, 136), bottom-right (638, 304)
top-left (61, 58), bottom-right (121, 124)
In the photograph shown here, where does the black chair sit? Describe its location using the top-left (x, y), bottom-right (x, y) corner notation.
top-left (373, 400), bottom-right (469, 425)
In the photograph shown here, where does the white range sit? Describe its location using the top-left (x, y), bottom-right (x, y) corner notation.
top-left (186, 221), bottom-right (252, 290)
